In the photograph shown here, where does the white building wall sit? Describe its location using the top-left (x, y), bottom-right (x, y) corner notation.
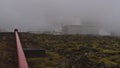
top-left (62, 25), bottom-right (99, 35)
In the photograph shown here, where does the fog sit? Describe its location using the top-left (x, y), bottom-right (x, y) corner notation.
top-left (0, 0), bottom-right (120, 34)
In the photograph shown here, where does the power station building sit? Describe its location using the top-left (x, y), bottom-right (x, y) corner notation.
top-left (62, 25), bottom-right (99, 35)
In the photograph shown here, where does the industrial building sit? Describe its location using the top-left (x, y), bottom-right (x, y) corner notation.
top-left (62, 25), bottom-right (99, 35)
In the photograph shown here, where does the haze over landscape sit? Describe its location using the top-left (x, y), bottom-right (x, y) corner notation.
top-left (0, 0), bottom-right (120, 34)
top-left (1, 1), bottom-right (120, 68)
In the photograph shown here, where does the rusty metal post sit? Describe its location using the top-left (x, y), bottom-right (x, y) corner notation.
top-left (14, 29), bottom-right (29, 68)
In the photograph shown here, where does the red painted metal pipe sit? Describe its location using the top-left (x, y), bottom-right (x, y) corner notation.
top-left (15, 29), bottom-right (29, 68)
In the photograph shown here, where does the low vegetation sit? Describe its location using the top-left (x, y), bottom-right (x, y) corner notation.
top-left (19, 33), bottom-right (120, 68)
top-left (0, 33), bottom-right (17, 68)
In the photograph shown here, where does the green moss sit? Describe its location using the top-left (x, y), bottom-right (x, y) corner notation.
top-left (20, 33), bottom-right (120, 68)
top-left (27, 52), bottom-right (64, 68)
top-left (100, 58), bottom-right (117, 66)
top-left (100, 49), bottom-right (120, 54)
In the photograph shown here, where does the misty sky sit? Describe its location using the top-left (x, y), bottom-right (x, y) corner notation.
top-left (0, 0), bottom-right (120, 33)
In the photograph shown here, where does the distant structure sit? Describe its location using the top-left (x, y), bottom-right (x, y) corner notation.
top-left (62, 25), bottom-right (99, 35)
